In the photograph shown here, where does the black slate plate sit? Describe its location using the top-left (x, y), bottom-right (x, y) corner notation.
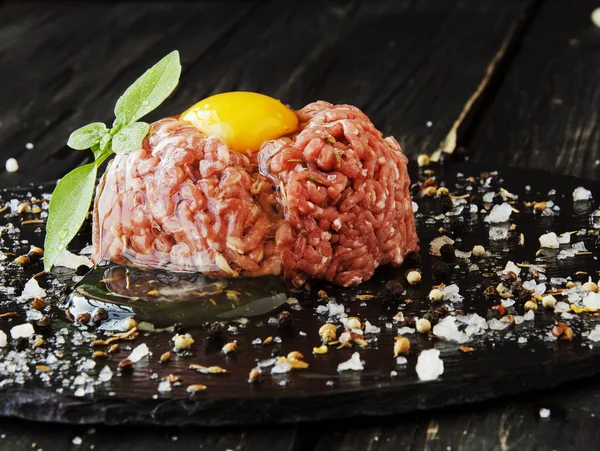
top-left (2, 162), bottom-right (600, 426)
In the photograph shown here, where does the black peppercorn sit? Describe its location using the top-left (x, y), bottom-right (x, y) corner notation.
top-left (204, 321), bottom-right (222, 339)
top-left (377, 280), bottom-right (404, 303)
top-left (277, 311), bottom-right (293, 328)
top-left (439, 243), bottom-right (456, 262)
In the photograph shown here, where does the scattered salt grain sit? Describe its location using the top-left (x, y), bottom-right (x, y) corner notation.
top-left (488, 317), bottom-right (511, 331)
top-left (10, 323), bottom-right (35, 339)
top-left (127, 343), bottom-right (149, 363)
top-left (489, 225), bottom-right (509, 241)
top-left (271, 361), bottom-right (293, 374)
top-left (53, 249), bottom-right (93, 269)
top-left (518, 336), bottom-right (528, 344)
top-left (158, 380), bottom-right (171, 393)
top-left (396, 356), bottom-right (407, 365)
top-left (432, 316), bottom-right (469, 343)
top-left (416, 349), bottom-right (444, 381)
top-left (5, 158), bottom-right (18, 173)
top-left (441, 284), bottom-right (463, 303)
top-left (72, 436), bottom-right (83, 446)
top-left (558, 233), bottom-right (572, 245)
top-left (482, 192), bottom-right (495, 203)
top-left (502, 261), bottom-right (521, 276)
top-left (539, 408), bottom-right (551, 419)
top-left (98, 366), bottom-right (113, 382)
top-left (412, 201), bottom-right (419, 213)
top-left (364, 321), bottom-right (381, 334)
top-left (573, 187), bottom-right (592, 201)
top-left (397, 326), bottom-right (415, 335)
top-left (539, 232), bottom-right (559, 249)
top-left (337, 352), bottom-right (364, 372)
top-left (523, 310), bottom-right (535, 321)
top-left (485, 203), bottom-right (512, 223)
top-left (0, 331), bottom-right (6, 347)
top-left (18, 277), bottom-right (46, 301)
top-left (584, 292), bottom-right (600, 310)
top-left (588, 325), bottom-right (600, 342)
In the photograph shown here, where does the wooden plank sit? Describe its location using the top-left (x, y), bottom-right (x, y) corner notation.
top-left (313, 377), bottom-right (600, 451)
top-left (0, 0), bottom-right (535, 187)
top-left (469, 0), bottom-right (600, 180)
top-left (0, 417), bottom-right (302, 451)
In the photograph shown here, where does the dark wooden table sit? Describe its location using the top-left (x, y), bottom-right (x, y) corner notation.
top-left (1, 0), bottom-right (600, 449)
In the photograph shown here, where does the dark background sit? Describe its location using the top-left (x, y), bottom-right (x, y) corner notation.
top-left (1, 0), bottom-right (600, 449)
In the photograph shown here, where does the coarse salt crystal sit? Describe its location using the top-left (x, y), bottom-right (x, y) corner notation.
top-left (523, 310), bottom-right (535, 321)
top-left (588, 325), bottom-right (600, 342)
top-left (337, 352), bottom-right (364, 372)
top-left (416, 349), bottom-right (444, 381)
top-left (17, 277), bottom-right (46, 301)
top-left (72, 436), bottom-right (83, 445)
top-left (502, 261), bottom-right (521, 276)
top-left (127, 343), bottom-right (149, 363)
top-left (271, 361), bottom-right (293, 374)
top-left (593, 8), bottom-right (600, 27)
top-left (432, 316), bottom-right (469, 343)
top-left (573, 187), bottom-right (592, 201)
top-left (98, 366), bottom-right (113, 382)
top-left (10, 323), bottom-right (35, 339)
top-left (0, 330), bottom-right (6, 347)
top-left (485, 203), bottom-right (512, 224)
top-left (364, 321), bottom-right (381, 334)
top-left (53, 249), bottom-right (93, 269)
top-left (5, 158), bottom-right (18, 173)
top-left (412, 201), bottom-right (419, 213)
top-left (539, 408), bottom-right (551, 419)
top-left (584, 292), bottom-right (600, 310)
top-left (158, 380), bottom-right (171, 393)
top-left (558, 233), bottom-right (572, 244)
top-left (488, 317), bottom-right (511, 331)
top-left (396, 356), bottom-right (407, 365)
top-left (397, 326), bottom-right (415, 335)
top-left (539, 232), bottom-right (559, 249)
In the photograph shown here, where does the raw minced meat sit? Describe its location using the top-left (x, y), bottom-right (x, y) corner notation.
top-left (92, 102), bottom-right (418, 287)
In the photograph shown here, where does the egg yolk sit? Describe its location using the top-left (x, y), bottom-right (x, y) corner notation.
top-left (180, 92), bottom-right (298, 153)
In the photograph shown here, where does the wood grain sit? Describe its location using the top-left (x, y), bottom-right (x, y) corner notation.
top-left (0, 0), bottom-right (535, 187)
top-left (469, 0), bottom-right (600, 181)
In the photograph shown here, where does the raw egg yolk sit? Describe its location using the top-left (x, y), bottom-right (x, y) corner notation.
top-left (180, 92), bottom-right (298, 153)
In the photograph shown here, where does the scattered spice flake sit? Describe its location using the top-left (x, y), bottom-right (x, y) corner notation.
top-left (187, 384), bottom-right (207, 393)
top-left (459, 346), bottom-right (475, 353)
top-left (0, 312), bottom-right (18, 318)
top-left (189, 364), bottom-right (229, 375)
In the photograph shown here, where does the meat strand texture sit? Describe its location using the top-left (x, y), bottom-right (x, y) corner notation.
top-left (92, 102), bottom-right (418, 287)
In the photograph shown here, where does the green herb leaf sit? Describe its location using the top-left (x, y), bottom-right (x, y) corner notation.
top-left (67, 123), bottom-right (107, 150)
top-left (114, 50), bottom-right (181, 125)
top-left (43, 162), bottom-right (98, 272)
top-left (112, 122), bottom-right (150, 154)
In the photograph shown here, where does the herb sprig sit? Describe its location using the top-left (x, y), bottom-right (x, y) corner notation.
top-left (43, 50), bottom-right (181, 271)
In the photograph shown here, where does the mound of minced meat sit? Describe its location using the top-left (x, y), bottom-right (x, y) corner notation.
top-left (92, 101), bottom-right (418, 287)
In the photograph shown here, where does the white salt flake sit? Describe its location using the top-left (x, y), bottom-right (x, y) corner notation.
top-left (488, 317), bottom-right (511, 331)
top-left (10, 323), bottom-right (35, 339)
top-left (482, 192), bottom-right (495, 203)
top-left (485, 203), bottom-right (512, 224)
top-left (364, 321), bottom-right (380, 334)
top-left (558, 233), bottom-right (572, 244)
top-left (396, 356), bottom-right (407, 365)
top-left (416, 349), bottom-right (444, 381)
top-left (572, 241), bottom-right (587, 252)
top-left (18, 277), bottom-right (46, 301)
top-left (271, 361), bottom-right (293, 374)
top-left (5, 158), bottom-right (18, 173)
top-left (397, 326), bottom-right (415, 335)
top-left (432, 316), bottom-right (469, 343)
top-left (441, 284), bottom-right (463, 303)
top-left (523, 310), bottom-right (535, 321)
top-left (573, 187), bottom-right (592, 201)
top-left (98, 366), bottom-right (113, 382)
top-left (539, 232), bottom-right (559, 249)
top-left (588, 325), bottom-right (600, 342)
top-left (502, 261), bottom-right (521, 276)
top-left (337, 352), bottom-right (364, 372)
top-left (72, 436), bottom-right (83, 445)
top-left (489, 225), bottom-right (509, 241)
top-left (0, 331), bottom-right (6, 347)
top-left (54, 249), bottom-right (93, 269)
top-left (127, 343), bottom-right (149, 363)
top-left (518, 336), bottom-right (528, 344)
top-left (539, 408), bottom-right (551, 419)
top-left (584, 292), bottom-right (600, 310)
top-left (158, 380), bottom-right (172, 393)
top-left (412, 201), bottom-right (418, 213)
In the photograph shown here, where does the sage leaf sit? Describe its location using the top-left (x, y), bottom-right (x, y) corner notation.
top-left (43, 162), bottom-right (98, 272)
top-left (114, 50), bottom-right (181, 125)
top-left (67, 123), bottom-right (107, 150)
top-left (112, 122), bottom-right (150, 154)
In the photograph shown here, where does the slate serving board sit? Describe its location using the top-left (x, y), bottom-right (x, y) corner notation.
top-left (1, 161), bottom-right (600, 427)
